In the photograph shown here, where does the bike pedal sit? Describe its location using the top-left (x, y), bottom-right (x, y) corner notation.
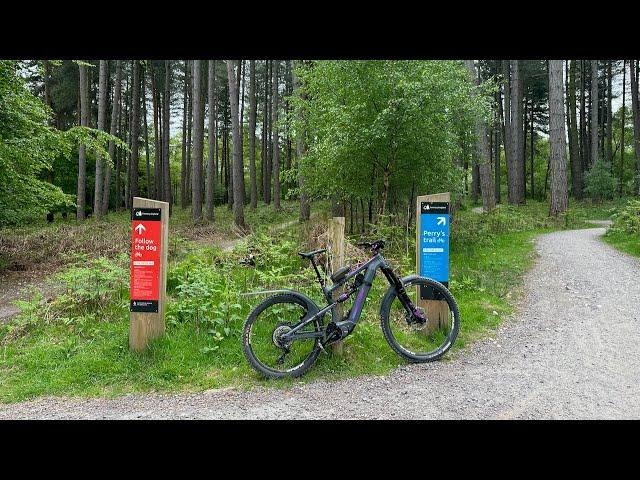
top-left (318, 342), bottom-right (330, 355)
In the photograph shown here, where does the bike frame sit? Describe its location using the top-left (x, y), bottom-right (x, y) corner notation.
top-left (280, 251), bottom-right (410, 343)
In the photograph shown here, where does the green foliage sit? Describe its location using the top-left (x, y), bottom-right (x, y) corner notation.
top-left (0, 60), bottom-right (126, 226)
top-left (608, 199), bottom-right (640, 235)
top-left (0, 60), bottom-right (72, 225)
top-left (584, 160), bottom-right (617, 201)
top-left (55, 255), bottom-right (129, 311)
top-left (291, 60), bottom-right (486, 214)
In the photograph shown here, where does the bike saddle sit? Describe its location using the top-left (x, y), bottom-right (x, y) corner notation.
top-left (298, 248), bottom-right (327, 259)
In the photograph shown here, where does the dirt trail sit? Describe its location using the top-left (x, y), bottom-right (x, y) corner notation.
top-left (2, 224), bottom-right (639, 419)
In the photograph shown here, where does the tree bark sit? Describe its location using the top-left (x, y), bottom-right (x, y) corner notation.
top-left (77, 62), bottom-right (89, 220)
top-left (239, 60), bottom-right (246, 204)
top-left (181, 60), bottom-right (189, 208)
top-left (191, 60), bottom-right (204, 220)
top-left (102, 60), bottom-right (122, 215)
top-left (129, 60), bottom-right (141, 206)
top-left (226, 60), bottom-right (246, 229)
top-left (150, 62), bottom-right (162, 201)
top-left (272, 60), bottom-right (281, 209)
top-left (292, 61), bottom-right (310, 221)
top-left (590, 60), bottom-right (599, 167)
top-left (205, 60), bottom-right (217, 220)
top-left (141, 65), bottom-right (152, 198)
top-left (631, 60), bottom-right (640, 195)
top-left (248, 60), bottom-right (258, 209)
top-left (163, 60), bottom-right (172, 212)
top-left (580, 60), bottom-right (588, 171)
top-left (464, 60), bottom-right (496, 212)
top-left (508, 60), bottom-right (525, 204)
top-left (549, 60), bottom-right (568, 216)
top-left (606, 60), bottom-right (613, 166)
top-left (620, 60), bottom-right (626, 196)
top-left (568, 60), bottom-right (583, 199)
top-left (93, 60), bottom-right (108, 218)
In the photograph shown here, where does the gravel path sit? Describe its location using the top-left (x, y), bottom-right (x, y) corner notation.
top-left (2, 225), bottom-right (639, 419)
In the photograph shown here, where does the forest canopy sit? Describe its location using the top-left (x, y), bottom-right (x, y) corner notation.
top-left (0, 59), bottom-right (639, 229)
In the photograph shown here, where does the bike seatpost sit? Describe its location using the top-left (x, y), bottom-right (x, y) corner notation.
top-left (309, 257), bottom-right (325, 289)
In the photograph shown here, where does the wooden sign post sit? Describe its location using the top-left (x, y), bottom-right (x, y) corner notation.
top-left (416, 192), bottom-right (450, 334)
top-left (327, 217), bottom-right (345, 355)
top-left (129, 197), bottom-right (169, 352)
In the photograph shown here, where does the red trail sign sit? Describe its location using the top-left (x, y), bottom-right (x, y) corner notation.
top-left (130, 207), bottom-right (162, 312)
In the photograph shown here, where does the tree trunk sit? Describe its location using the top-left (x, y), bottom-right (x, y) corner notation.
top-left (549, 60), bottom-right (568, 216)
top-left (261, 61), bottom-right (271, 204)
top-left (102, 60), bottom-right (122, 215)
top-left (293, 61), bottom-right (310, 221)
top-left (530, 101), bottom-right (535, 198)
top-left (620, 60), bottom-right (626, 196)
top-left (248, 60), bottom-right (258, 209)
top-left (495, 76), bottom-right (503, 203)
top-left (124, 66), bottom-right (131, 210)
top-left (186, 62), bottom-right (192, 205)
top-left (191, 60), bottom-right (204, 220)
top-left (606, 60), bottom-right (613, 166)
top-left (272, 60), bottom-right (281, 209)
top-left (206, 60), bottom-right (217, 221)
top-left (508, 60), bottom-right (525, 204)
top-left (265, 61), bottom-right (272, 205)
top-left (464, 60), bottom-right (496, 212)
top-left (631, 60), bottom-right (640, 195)
top-left (150, 62), bottom-right (162, 201)
top-left (163, 60), bottom-right (172, 213)
top-left (580, 60), bottom-right (588, 171)
top-left (142, 65), bottom-right (152, 198)
top-left (239, 60), bottom-right (246, 204)
top-left (226, 60), bottom-right (246, 229)
top-left (129, 60), bottom-right (141, 206)
top-left (93, 60), bottom-right (108, 218)
top-left (590, 60), bottom-right (599, 167)
top-left (568, 60), bottom-right (583, 199)
top-left (77, 62), bottom-right (89, 220)
top-left (181, 60), bottom-right (189, 208)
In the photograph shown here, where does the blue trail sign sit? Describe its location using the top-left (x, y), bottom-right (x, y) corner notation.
top-left (419, 200), bottom-right (450, 299)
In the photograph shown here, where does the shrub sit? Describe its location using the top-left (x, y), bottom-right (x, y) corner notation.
top-left (609, 199), bottom-right (640, 235)
top-left (584, 161), bottom-right (617, 201)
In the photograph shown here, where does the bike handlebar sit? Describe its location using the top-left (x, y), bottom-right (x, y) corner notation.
top-left (357, 239), bottom-right (386, 252)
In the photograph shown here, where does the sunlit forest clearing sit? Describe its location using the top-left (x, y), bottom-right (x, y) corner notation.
top-left (0, 59), bottom-right (639, 402)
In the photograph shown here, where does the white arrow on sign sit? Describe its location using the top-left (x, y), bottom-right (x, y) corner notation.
top-left (437, 216), bottom-right (446, 226)
top-left (134, 223), bottom-right (146, 235)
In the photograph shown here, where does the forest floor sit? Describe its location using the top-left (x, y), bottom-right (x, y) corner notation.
top-left (0, 204), bottom-right (302, 324)
top-left (2, 220), bottom-right (639, 419)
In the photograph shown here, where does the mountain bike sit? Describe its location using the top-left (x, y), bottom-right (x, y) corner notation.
top-left (241, 239), bottom-right (459, 378)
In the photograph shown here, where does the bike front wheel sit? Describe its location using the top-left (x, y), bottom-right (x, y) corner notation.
top-left (242, 293), bottom-right (323, 379)
top-left (380, 277), bottom-right (459, 363)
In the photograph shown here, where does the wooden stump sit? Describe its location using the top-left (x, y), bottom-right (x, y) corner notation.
top-left (129, 197), bottom-right (169, 352)
top-left (327, 217), bottom-right (345, 355)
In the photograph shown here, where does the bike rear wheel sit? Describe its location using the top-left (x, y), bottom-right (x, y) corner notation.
top-left (381, 277), bottom-right (459, 363)
top-left (242, 293), bottom-right (322, 379)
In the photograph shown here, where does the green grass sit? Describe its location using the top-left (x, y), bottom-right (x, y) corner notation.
top-left (602, 231), bottom-right (640, 258)
top-left (0, 198), bottom-right (625, 403)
